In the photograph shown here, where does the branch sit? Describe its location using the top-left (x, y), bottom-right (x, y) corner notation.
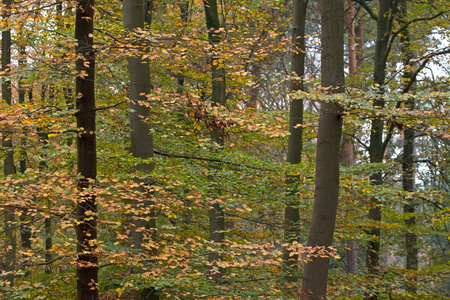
top-left (354, 0), bottom-right (378, 21)
top-left (34, 129), bottom-right (79, 135)
top-left (386, 11), bottom-right (448, 65)
top-left (22, 255), bottom-right (66, 267)
top-left (381, 123), bottom-right (396, 157)
top-left (343, 132), bottom-right (369, 151)
top-left (415, 159), bottom-right (450, 187)
top-left (382, 46), bottom-right (450, 89)
top-left (153, 149), bottom-right (276, 172)
top-left (380, 100), bottom-right (402, 155)
top-left (391, 11), bottom-right (447, 43)
top-left (9, 2), bottom-right (63, 16)
top-left (95, 101), bottom-right (127, 111)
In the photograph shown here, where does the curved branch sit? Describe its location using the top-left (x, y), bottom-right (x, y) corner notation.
top-left (392, 11), bottom-right (447, 43)
top-left (354, 0), bottom-right (378, 21)
top-left (387, 11), bottom-right (448, 63)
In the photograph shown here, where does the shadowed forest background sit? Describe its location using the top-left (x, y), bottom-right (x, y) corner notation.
top-left (0, 0), bottom-right (449, 299)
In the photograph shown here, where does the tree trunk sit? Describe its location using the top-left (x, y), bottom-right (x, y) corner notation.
top-left (283, 0), bottom-right (308, 282)
top-left (344, 0), bottom-right (357, 275)
top-left (75, 1), bottom-right (98, 299)
top-left (122, 2), bottom-right (158, 299)
top-left (2, 0), bottom-right (16, 288)
top-left (399, 0), bottom-right (417, 292)
top-left (203, 0), bottom-right (227, 282)
top-left (365, 3), bottom-right (398, 299)
top-left (123, 0), bottom-right (156, 250)
top-left (18, 43), bottom-right (33, 264)
top-left (301, 0), bottom-right (344, 298)
top-left (347, 0), bottom-right (356, 75)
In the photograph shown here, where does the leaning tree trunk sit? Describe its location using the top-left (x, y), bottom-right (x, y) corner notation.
top-left (74, 1), bottom-right (98, 299)
top-left (203, 0), bottom-right (227, 282)
top-left (283, 0), bottom-right (308, 282)
top-left (2, 0), bottom-right (17, 288)
top-left (301, 0), bottom-right (344, 298)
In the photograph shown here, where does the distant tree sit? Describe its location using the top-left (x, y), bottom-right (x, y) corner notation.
top-left (2, 0), bottom-right (16, 288)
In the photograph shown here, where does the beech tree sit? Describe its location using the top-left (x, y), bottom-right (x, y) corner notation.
top-left (283, 0), bottom-right (308, 282)
top-left (203, 0), bottom-right (227, 281)
top-left (123, 0), bottom-right (155, 250)
top-left (301, 0), bottom-right (344, 298)
top-left (365, 3), bottom-right (400, 293)
top-left (74, 0), bottom-right (98, 298)
top-left (2, 0), bottom-right (16, 288)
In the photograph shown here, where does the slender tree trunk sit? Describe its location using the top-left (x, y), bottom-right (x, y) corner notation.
top-left (402, 118), bottom-right (417, 293)
top-left (365, 3), bottom-right (398, 299)
top-left (283, 0), bottom-right (308, 282)
top-left (203, 0), bottom-right (227, 282)
top-left (347, 0), bottom-right (356, 75)
top-left (355, 24), bottom-right (363, 70)
top-left (176, 1), bottom-right (189, 101)
top-left (57, 2), bottom-right (75, 148)
top-left (75, 1), bottom-right (98, 299)
top-left (301, 0), bottom-right (344, 298)
top-left (344, 0), bottom-right (357, 275)
top-left (342, 136), bottom-right (357, 275)
top-left (17, 44), bottom-right (33, 260)
top-left (2, 0), bottom-right (16, 288)
top-left (38, 131), bottom-right (53, 274)
top-left (399, 0), bottom-right (417, 292)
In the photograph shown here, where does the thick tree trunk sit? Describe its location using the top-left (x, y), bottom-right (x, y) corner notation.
top-left (203, 0), bottom-right (227, 282)
top-left (301, 0), bottom-right (344, 298)
top-left (283, 0), bottom-right (308, 282)
top-left (122, 2), bottom-right (158, 299)
top-left (365, 3), bottom-right (398, 299)
top-left (123, 0), bottom-right (155, 250)
top-left (75, 1), bottom-right (98, 299)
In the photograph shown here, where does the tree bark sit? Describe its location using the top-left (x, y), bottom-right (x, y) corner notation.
top-left (365, 3), bottom-right (399, 299)
top-left (75, 0), bottom-right (98, 299)
top-left (399, 0), bottom-right (417, 293)
top-left (122, 2), bottom-right (158, 299)
top-left (123, 0), bottom-right (156, 250)
top-left (344, 0), bottom-right (358, 275)
top-left (301, 0), bottom-right (344, 298)
top-left (203, 0), bottom-right (227, 282)
top-left (283, 0), bottom-right (308, 282)
top-left (2, 0), bottom-right (16, 288)
top-left (347, 0), bottom-right (356, 75)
